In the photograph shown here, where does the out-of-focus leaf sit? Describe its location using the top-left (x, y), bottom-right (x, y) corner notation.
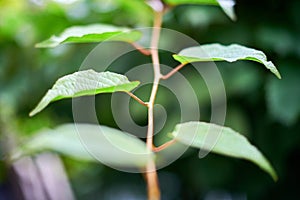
top-left (173, 43), bottom-right (281, 79)
top-left (89, 0), bottom-right (153, 26)
top-left (13, 123), bottom-right (153, 168)
top-left (164, 0), bottom-right (236, 20)
top-left (171, 121), bottom-right (278, 181)
top-left (266, 66), bottom-right (300, 125)
top-left (35, 24), bottom-right (142, 48)
top-left (30, 70), bottom-right (139, 116)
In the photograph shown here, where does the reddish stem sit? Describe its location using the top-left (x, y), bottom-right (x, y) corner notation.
top-left (131, 43), bottom-right (151, 56)
top-left (161, 63), bottom-right (187, 80)
top-left (153, 139), bottom-right (176, 152)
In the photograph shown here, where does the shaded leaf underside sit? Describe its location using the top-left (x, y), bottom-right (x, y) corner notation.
top-left (171, 121), bottom-right (278, 181)
top-left (13, 123), bottom-right (153, 168)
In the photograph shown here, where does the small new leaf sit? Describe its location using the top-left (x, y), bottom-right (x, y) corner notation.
top-left (30, 70), bottom-right (139, 116)
top-left (36, 24), bottom-right (142, 48)
top-left (13, 123), bottom-right (153, 168)
top-left (164, 0), bottom-right (236, 20)
top-left (173, 43), bottom-right (281, 79)
top-left (171, 121), bottom-right (278, 181)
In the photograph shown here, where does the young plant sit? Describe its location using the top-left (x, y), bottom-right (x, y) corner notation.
top-left (26, 0), bottom-right (280, 199)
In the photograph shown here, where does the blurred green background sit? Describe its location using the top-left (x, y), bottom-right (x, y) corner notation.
top-left (0, 0), bottom-right (299, 199)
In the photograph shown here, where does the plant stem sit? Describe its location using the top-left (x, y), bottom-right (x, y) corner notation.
top-left (161, 63), bottom-right (187, 80)
top-left (126, 92), bottom-right (148, 107)
top-left (145, 9), bottom-right (163, 200)
top-left (131, 43), bottom-right (151, 56)
top-left (153, 139), bottom-right (176, 152)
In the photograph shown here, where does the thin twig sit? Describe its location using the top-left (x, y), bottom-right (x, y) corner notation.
top-left (131, 43), bottom-right (151, 56)
top-left (161, 63), bottom-right (187, 80)
top-left (153, 139), bottom-right (176, 152)
top-left (126, 92), bottom-right (148, 107)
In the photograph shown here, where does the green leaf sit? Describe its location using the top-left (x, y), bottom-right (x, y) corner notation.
top-left (173, 43), bottom-right (281, 79)
top-left (12, 123), bottom-right (153, 168)
top-left (30, 70), bottom-right (139, 116)
top-left (36, 23), bottom-right (142, 48)
top-left (164, 0), bottom-right (236, 20)
top-left (171, 121), bottom-right (278, 181)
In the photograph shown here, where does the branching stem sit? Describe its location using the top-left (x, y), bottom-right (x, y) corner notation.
top-left (152, 139), bottom-right (177, 152)
top-left (145, 8), bottom-right (163, 200)
top-left (144, 2), bottom-right (182, 199)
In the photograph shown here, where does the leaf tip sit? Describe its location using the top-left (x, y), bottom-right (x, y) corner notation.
top-left (133, 80), bottom-right (141, 86)
top-left (269, 168), bottom-right (278, 182)
top-left (273, 174), bottom-right (279, 182)
top-left (35, 44), bottom-right (50, 48)
top-left (276, 72), bottom-right (282, 79)
top-left (29, 110), bottom-right (37, 117)
top-left (35, 39), bottom-right (58, 48)
top-left (35, 40), bottom-right (49, 48)
top-left (271, 68), bottom-right (281, 79)
top-left (231, 14), bottom-right (237, 22)
top-left (217, 0), bottom-right (236, 21)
